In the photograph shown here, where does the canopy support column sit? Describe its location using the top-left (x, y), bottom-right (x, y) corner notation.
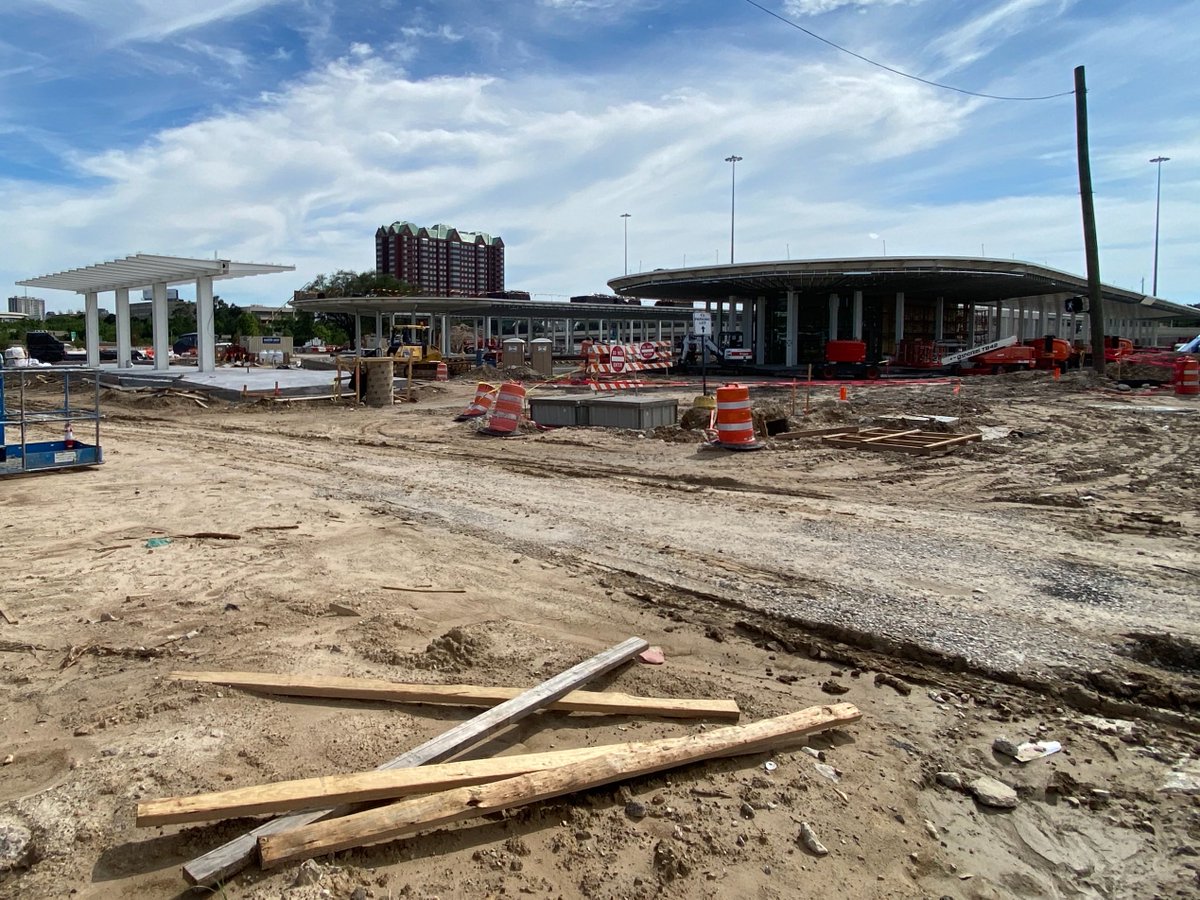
top-left (828, 294), bottom-right (839, 342)
top-left (152, 283), bottom-right (170, 371)
top-left (785, 290), bottom-right (798, 367)
top-left (84, 291), bottom-right (100, 368)
top-left (115, 288), bottom-right (131, 368)
top-left (196, 276), bottom-right (216, 372)
top-left (894, 292), bottom-right (905, 346)
top-left (852, 291), bottom-right (863, 341)
top-left (935, 297), bottom-right (945, 342)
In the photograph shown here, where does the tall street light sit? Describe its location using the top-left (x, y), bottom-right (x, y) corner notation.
top-left (725, 154), bottom-right (742, 264)
top-left (869, 232), bottom-right (887, 256)
top-left (620, 213), bottom-right (631, 275)
top-left (1150, 156), bottom-right (1170, 296)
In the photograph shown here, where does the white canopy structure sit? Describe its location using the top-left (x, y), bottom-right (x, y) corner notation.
top-left (18, 254), bottom-right (295, 372)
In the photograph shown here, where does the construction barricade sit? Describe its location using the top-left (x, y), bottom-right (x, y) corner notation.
top-left (1176, 357), bottom-right (1199, 396)
top-left (714, 383), bottom-right (762, 450)
top-left (481, 382), bottom-right (526, 435)
top-left (455, 383), bottom-right (497, 420)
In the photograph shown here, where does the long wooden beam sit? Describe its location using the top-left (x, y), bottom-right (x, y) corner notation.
top-left (141, 744), bottom-right (626, 826)
top-left (170, 671), bottom-right (740, 720)
top-left (181, 636), bottom-right (648, 887)
top-left (258, 702), bottom-right (861, 868)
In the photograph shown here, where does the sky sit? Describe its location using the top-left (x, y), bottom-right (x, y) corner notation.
top-left (1, 0), bottom-right (1197, 313)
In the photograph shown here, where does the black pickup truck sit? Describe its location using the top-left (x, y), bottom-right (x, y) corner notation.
top-left (25, 331), bottom-right (86, 363)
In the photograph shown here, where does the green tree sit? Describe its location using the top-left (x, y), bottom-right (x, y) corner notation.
top-left (299, 270), bottom-right (415, 347)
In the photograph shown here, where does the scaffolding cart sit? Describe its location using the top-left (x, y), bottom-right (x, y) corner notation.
top-left (0, 366), bottom-right (103, 476)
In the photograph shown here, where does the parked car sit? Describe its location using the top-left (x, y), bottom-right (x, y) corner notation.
top-left (25, 331), bottom-right (85, 363)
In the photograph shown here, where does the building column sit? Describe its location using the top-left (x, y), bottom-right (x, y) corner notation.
top-left (84, 291), bottom-right (100, 368)
top-left (894, 292), bottom-right (905, 344)
top-left (115, 287), bottom-right (132, 368)
top-left (355, 312), bottom-right (363, 354)
top-left (375, 311), bottom-right (383, 351)
top-left (966, 302), bottom-right (976, 344)
top-left (441, 315), bottom-right (449, 355)
top-left (1016, 300), bottom-right (1026, 341)
top-left (526, 317), bottom-right (533, 342)
top-left (828, 294), bottom-right (840, 342)
top-left (852, 290), bottom-right (863, 341)
top-left (993, 300), bottom-right (1003, 341)
top-left (785, 290), bottom-right (798, 367)
top-left (755, 299), bottom-right (766, 365)
top-left (196, 276), bottom-right (216, 373)
top-left (742, 299), bottom-right (755, 353)
top-left (152, 283), bottom-right (170, 371)
top-left (934, 297), bottom-right (945, 342)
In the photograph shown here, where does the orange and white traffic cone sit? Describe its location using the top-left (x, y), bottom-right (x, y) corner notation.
top-left (64, 421), bottom-right (76, 448)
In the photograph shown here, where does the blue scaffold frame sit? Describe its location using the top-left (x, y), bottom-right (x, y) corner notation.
top-left (0, 365), bottom-right (103, 476)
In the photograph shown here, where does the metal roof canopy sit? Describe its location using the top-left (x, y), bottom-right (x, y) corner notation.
top-left (17, 253), bottom-right (294, 294)
top-left (289, 294), bottom-right (697, 321)
top-left (608, 256), bottom-right (1200, 321)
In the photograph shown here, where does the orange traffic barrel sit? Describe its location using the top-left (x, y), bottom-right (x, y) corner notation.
top-left (715, 383), bottom-right (761, 450)
top-left (482, 382), bottom-right (526, 435)
top-left (456, 382), bottom-right (496, 420)
top-left (436, 360), bottom-right (449, 382)
top-left (1176, 357), bottom-right (1199, 396)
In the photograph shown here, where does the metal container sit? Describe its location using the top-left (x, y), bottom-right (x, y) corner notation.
top-left (584, 396), bottom-right (677, 429)
top-left (529, 396), bottom-right (586, 427)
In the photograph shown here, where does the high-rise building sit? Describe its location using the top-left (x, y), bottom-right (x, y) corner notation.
top-left (7, 296), bottom-right (46, 319)
top-left (375, 222), bottom-right (504, 296)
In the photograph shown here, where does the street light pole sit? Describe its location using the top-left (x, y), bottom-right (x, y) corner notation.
top-left (725, 155), bottom-right (742, 264)
top-left (1150, 156), bottom-right (1169, 296)
top-left (620, 213), bottom-right (631, 275)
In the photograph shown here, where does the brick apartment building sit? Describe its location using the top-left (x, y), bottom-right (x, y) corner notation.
top-left (375, 221), bottom-right (504, 295)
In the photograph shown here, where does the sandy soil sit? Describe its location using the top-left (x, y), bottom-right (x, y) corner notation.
top-left (1, 370), bottom-right (1199, 899)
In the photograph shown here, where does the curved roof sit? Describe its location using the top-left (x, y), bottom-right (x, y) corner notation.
top-left (609, 256), bottom-right (1200, 321)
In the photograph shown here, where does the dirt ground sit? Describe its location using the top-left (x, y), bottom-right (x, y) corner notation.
top-left (2, 369), bottom-right (1199, 899)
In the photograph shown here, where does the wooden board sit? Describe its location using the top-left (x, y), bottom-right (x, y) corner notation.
top-left (257, 702), bottom-right (862, 868)
top-left (170, 671), bottom-right (740, 720)
top-left (824, 428), bottom-right (982, 456)
top-left (772, 426), bottom-right (858, 440)
top-left (181, 636), bottom-right (648, 887)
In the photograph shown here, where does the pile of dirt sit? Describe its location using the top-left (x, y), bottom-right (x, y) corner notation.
top-left (413, 626), bottom-right (491, 673)
top-left (461, 364), bottom-right (546, 382)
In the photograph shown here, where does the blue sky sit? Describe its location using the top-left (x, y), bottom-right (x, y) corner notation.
top-left (2, 0), bottom-right (1196, 312)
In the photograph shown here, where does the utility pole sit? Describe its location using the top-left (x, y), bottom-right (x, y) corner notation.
top-left (620, 213), bottom-right (631, 276)
top-left (1150, 156), bottom-right (1169, 295)
top-left (1074, 65), bottom-right (1105, 375)
top-left (725, 155), bottom-right (742, 264)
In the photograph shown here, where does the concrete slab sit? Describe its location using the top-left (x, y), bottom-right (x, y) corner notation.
top-left (97, 364), bottom-right (350, 400)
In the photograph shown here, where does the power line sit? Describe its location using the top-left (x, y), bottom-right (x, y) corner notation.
top-left (743, 0), bottom-right (1074, 102)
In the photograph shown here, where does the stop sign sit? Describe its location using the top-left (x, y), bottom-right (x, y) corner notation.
top-left (609, 344), bottom-right (627, 373)
top-left (639, 341), bottom-right (657, 361)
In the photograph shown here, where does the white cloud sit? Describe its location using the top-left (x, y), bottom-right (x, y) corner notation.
top-left (930, 0), bottom-right (1073, 70)
top-left (783, 0), bottom-right (917, 16)
top-left (34, 0), bottom-right (292, 43)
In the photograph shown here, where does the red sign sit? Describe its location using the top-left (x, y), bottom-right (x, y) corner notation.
top-left (639, 341), bottom-right (657, 361)
top-left (609, 344), bottom-right (627, 373)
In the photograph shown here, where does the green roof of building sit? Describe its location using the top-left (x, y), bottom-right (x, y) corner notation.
top-left (379, 221), bottom-right (502, 246)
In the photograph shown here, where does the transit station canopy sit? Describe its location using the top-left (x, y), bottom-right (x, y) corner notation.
top-left (18, 253), bottom-right (294, 373)
top-left (608, 256), bottom-right (1200, 321)
top-left (288, 293), bottom-right (696, 322)
top-left (18, 253), bottom-right (293, 295)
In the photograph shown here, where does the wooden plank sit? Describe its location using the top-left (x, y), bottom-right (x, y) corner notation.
top-left (181, 636), bottom-right (648, 887)
top-left (860, 428), bottom-right (922, 444)
top-left (257, 702), bottom-right (862, 868)
top-left (919, 433), bottom-right (982, 449)
top-left (170, 671), bottom-right (740, 720)
top-left (143, 743), bottom-right (634, 826)
top-left (772, 426), bottom-right (858, 440)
